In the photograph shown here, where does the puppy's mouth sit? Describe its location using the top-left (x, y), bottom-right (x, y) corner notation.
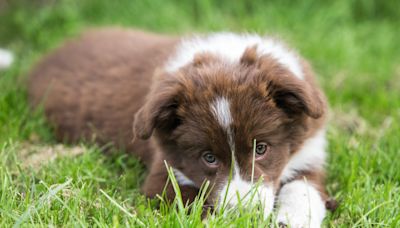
top-left (172, 167), bottom-right (276, 216)
top-left (215, 175), bottom-right (275, 215)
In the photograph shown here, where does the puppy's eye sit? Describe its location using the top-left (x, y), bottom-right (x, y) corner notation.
top-left (202, 152), bottom-right (218, 165)
top-left (255, 142), bottom-right (269, 156)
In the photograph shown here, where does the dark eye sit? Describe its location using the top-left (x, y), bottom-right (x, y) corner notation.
top-left (202, 152), bottom-right (218, 165)
top-left (255, 142), bottom-right (269, 156)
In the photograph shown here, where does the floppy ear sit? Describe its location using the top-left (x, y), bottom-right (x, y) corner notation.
top-left (267, 73), bottom-right (325, 118)
top-left (250, 53), bottom-right (325, 119)
top-left (133, 75), bottom-right (182, 140)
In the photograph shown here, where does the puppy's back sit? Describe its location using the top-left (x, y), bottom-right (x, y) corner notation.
top-left (28, 28), bottom-right (177, 164)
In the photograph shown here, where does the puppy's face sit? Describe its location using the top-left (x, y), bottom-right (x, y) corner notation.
top-left (134, 51), bottom-right (324, 209)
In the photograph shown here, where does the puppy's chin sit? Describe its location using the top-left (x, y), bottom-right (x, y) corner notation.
top-left (215, 177), bottom-right (275, 217)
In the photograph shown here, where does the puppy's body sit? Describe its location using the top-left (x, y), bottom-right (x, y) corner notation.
top-left (29, 29), bottom-right (178, 166)
top-left (29, 28), bottom-right (331, 227)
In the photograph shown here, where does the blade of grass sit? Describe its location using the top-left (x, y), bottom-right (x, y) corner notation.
top-left (99, 189), bottom-right (134, 218)
top-left (13, 179), bottom-right (72, 228)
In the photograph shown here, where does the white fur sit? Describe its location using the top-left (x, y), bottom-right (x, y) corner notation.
top-left (276, 180), bottom-right (326, 228)
top-left (218, 154), bottom-right (274, 217)
top-left (210, 97), bottom-right (233, 129)
top-left (0, 49), bottom-right (13, 69)
top-left (280, 130), bottom-right (327, 183)
top-left (218, 170), bottom-right (275, 217)
top-left (210, 97), bottom-right (235, 152)
top-left (173, 168), bottom-right (196, 187)
top-left (165, 33), bottom-right (304, 79)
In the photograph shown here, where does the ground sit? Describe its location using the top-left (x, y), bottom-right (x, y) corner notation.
top-left (0, 0), bottom-right (399, 227)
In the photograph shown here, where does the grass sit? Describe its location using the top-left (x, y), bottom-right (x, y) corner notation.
top-left (0, 0), bottom-right (400, 226)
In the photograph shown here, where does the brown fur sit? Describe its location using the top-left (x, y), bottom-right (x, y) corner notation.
top-left (28, 28), bottom-right (331, 208)
top-left (133, 47), bottom-right (327, 202)
top-left (29, 28), bottom-right (178, 167)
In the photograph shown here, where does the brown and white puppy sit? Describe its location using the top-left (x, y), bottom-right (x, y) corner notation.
top-left (28, 28), bottom-right (331, 227)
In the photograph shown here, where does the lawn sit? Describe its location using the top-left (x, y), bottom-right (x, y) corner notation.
top-left (0, 0), bottom-right (399, 226)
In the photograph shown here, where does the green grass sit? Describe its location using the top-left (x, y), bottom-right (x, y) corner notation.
top-left (1, 0), bottom-right (400, 226)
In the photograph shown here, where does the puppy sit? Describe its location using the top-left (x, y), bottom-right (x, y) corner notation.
top-left (28, 28), bottom-right (332, 227)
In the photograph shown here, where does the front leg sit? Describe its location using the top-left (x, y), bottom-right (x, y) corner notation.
top-left (276, 179), bottom-right (326, 228)
top-left (142, 157), bottom-right (200, 204)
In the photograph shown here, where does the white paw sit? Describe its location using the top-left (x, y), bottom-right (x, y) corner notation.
top-left (276, 180), bottom-right (326, 228)
top-left (276, 213), bottom-right (321, 228)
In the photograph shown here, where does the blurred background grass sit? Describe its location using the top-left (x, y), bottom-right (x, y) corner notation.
top-left (1, 0), bottom-right (400, 124)
top-left (0, 0), bottom-right (400, 226)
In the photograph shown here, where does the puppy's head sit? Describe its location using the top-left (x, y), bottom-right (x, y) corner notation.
top-left (134, 47), bottom-right (326, 210)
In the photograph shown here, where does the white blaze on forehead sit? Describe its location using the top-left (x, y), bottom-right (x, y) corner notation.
top-left (165, 32), bottom-right (304, 79)
top-left (210, 97), bottom-right (235, 152)
top-left (210, 97), bottom-right (233, 129)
